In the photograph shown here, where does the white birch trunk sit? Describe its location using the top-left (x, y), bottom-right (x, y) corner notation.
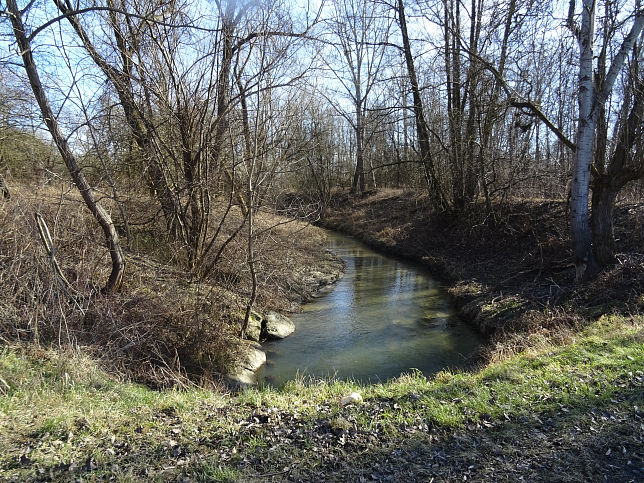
top-left (569, 0), bottom-right (597, 281)
top-left (570, 0), bottom-right (644, 280)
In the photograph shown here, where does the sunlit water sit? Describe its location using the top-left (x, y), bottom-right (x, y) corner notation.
top-left (256, 232), bottom-right (482, 387)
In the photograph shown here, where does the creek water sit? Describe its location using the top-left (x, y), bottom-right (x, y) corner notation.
top-left (256, 232), bottom-right (482, 387)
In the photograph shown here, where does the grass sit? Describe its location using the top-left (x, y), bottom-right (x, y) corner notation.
top-left (1, 314), bottom-right (642, 480)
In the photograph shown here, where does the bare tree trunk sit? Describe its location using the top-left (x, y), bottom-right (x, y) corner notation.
top-left (241, 190), bottom-right (257, 340)
top-left (396, 0), bottom-right (446, 210)
top-left (591, 70), bottom-right (644, 265)
top-left (238, 80), bottom-right (257, 340)
top-left (590, 184), bottom-right (618, 265)
top-left (569, 0), bottom-right (644, 280)
top-left (462, 0), bottom-right (482, 205)
top-left (352, 97), bottom-right (366, 195)
top-left (211, 14), bottom-right (235, 176)
top-left (569, 0), bottom-right (599, 281)
top-left (8, 0), bottom-right (124, 292)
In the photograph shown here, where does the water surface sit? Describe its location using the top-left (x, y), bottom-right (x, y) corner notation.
top-left (257, 232), bottom-right (482, 387)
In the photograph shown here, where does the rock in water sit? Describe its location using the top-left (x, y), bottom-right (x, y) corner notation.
top-left (264, 311), bottom-right (295, 339)
top-left (241, 342), bottom-right (267, 371)
top-left (340, 392), bottom-right (363, 406)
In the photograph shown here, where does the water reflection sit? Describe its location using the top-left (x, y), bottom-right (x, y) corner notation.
top-left (257, 232), bottom-right (482, 387)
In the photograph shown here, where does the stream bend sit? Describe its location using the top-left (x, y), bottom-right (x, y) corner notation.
top-left (257, 232), bottom-right (482, 387)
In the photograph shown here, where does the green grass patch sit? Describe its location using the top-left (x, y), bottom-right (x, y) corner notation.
top-left (1, 315), bottom-right (642, 480)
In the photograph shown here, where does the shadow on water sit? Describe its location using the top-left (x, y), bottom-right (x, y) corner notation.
top-left (257, 232), bottom-right (483, 388)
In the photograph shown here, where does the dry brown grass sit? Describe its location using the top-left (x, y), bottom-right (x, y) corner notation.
top-left (1, 184), bottom-right (104, 344)
top-left (0, 182), bottom-right (338, 387)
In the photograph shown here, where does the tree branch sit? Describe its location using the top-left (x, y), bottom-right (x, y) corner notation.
top-left (597, 9), bottom-right (644, 105)
top-left (567, 0), bottom-right (580, 39)
top-left (462, 45), bottom-right (576, 151)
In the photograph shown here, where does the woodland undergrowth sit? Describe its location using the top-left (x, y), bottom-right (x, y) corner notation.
top-left (0, 183), bottom-right (332, 388)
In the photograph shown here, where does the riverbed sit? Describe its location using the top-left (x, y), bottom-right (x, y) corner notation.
top-left (257, 232), bottom-right (482, 387)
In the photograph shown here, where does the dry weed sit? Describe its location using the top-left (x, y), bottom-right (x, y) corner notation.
top-left (0, 183), bottom-right (339, 387)
top-left (0, 185), bottom-right (240, 385)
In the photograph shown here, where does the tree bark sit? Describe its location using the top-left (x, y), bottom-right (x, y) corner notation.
top-left (590, 183), bottom-right (618, 265)
top-left (570, 0), bottom-right (644, 279)
top-left (397, 0), bottom-right (446, 210)
top-left (591, 68), bottom-right (644, 265)
top-left (570, 0), bottom-right (602, 280)
top-left (8, 0), bottom-right (124, 292)
top-left (351, 96), bottom-right (366, 195)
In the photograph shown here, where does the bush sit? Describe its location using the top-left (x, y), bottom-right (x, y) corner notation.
top-left (0, 184), bottom-right (238, 387)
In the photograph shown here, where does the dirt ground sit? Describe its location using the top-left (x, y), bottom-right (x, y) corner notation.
top-left (235, 389), bottom-right (643, 482)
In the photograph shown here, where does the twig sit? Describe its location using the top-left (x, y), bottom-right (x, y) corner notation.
top-left (0, 377), bottom-right (9, 395)
top-left (0, 172), bottom-right (10, 200)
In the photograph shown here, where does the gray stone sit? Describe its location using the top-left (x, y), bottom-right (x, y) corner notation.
top-left (226, 341), bottom-right (266, 389)
top-left (340, 392), bottom-right (363, 406)
top-left (264, 311), bottom-right (295, 339)
top-left (226, 368), bottom-right (256, 389)
top-left (312, 284), bottom-right (336, 298)
top-left (242, 341), bottom-right (267, 371)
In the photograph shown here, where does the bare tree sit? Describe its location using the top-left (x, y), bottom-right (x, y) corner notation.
top-left (324, 0), bottom-right (392, 195)
top-left (589, 2), bottom-right (644, 265)
top-left (591, 59), bottom-right (644, 264)
top-left (51, 0), bottom-right (316, 275)
top-left (394, 0), bottom-right (447, 209)
top-left (6, 0), bottom-right (125, 292)
top-left (234, 2), bottom-right (318, 337)
top-left (567, 0), bottom-right (644, 280)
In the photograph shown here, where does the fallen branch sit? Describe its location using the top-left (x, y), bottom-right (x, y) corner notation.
top-left (34, 212), bottom-right (77, 299)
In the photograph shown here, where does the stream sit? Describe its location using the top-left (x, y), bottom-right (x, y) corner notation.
top-left (257, 232), bottom-right (482, 387)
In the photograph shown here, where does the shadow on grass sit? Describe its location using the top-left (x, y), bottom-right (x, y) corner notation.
top-left (262, 384), bottom-right (644, 482)
top-left (5, 382), bottom-right (641, 482)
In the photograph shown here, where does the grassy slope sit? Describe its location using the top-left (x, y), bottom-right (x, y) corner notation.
top-left (1, 315), bottom-right (642, 481)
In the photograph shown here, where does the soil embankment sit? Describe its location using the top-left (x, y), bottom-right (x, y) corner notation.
top-left (320, 190), bottom-right (644, 343)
